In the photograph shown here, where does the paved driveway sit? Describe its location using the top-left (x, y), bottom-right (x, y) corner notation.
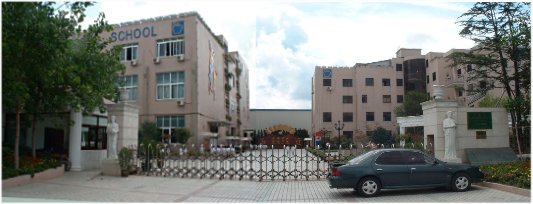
top-left (2, 171), bottom-right (530, 202)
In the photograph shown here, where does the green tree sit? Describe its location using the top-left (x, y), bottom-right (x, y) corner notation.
top-left (448, 2), bottom-right (530, 154)
top-left (2, 2), bottom-right (124, 168)
top-left (478, 94), bottom-right (508, 107)
top-left (370, 127), bottom-right (393, 145)
top-left (173, 128), bottom-right (192, 144)
top-left (394, 91), bottom-right (428, 117)
top-left (139, 121), bottom-right (160, 142)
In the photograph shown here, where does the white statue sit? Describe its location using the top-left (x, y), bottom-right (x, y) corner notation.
top-left (107, 115), bottom-right (119, 159)
top-left (443, 111), bottom-right (457, 159)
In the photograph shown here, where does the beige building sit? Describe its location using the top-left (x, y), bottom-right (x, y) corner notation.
top-left (103, 12), bottom-right (250, 147)
top-left (312, 48), bottom-right (507, 145)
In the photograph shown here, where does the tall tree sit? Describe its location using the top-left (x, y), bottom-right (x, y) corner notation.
top-left (394, 91), bottom-right (428, 117)
top-left (2, 2), bottom-right (125, 168)
top-left (448, 2), bottom-right (530, 154)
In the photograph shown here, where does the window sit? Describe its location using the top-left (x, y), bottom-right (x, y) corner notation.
top-left (343, 95), bottom-right (353, 104)
top-left (425, 59), bottom-right (429, 68)
top-left (383, 112), bottom-right (391, 121)
top-left (480, 80), bottom-right (487, 89)
top-left (117, 75), bottom-right (138, 101)
top-left (157, 38), bottom-right (184, 57)
top-left (375, 151), bottom-right (405, 165)
top-left (156, 115), bottom-right (185, 141)
top-left (467, 64), bottom-right (472, 72)
top-left (343, 112), bottom-right (353, 122)
top-left (366, 131), bottom-right (374, 137)
top-left (323, 112), bottom-right (332, 122)
top-left (323, 79), bottom-right (331, 86)
top-left (396, 64), bottom-right (403, 71)
top-left (458, 90), bottom-right (463, 97)
top-left (365, 78), bottom-right (374, 86)
top-left (404, 151), bottom-right (433, 165)
top-left (362, 95), bottom-right (367, 103)
top-left (156, 72), bottom-right (185, 100)
top-left (457, 69), bottom-right (462, 75)
top-left (382, 78), bottom-right (390, 86)
top-left (120, 44), bottom-right (138, 61)
top-left (81, 115), bottom-right (108, 150)
top-left (342, 79), bottom-right (353, 87)
top-left (426, 75), bottom-right (430, 84)
top-left (383, 95), bottom-right (391, 103)
top-left (432, 72), bottom-right (436, 81)
top-left (397, 79), bottom-right (403, 86)
top-left (366, 112), bottom-right (374, 121)
top-left (397, 95), bottom-right (404, 103)
top-left (343, 131), bottom-right (353, 140)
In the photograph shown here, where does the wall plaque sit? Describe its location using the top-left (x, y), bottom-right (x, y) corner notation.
top-left (467, 112), bottom-right (492, 129)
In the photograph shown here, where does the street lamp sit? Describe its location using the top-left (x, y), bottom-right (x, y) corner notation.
top-left (334, 120), bottom-right (344, 148)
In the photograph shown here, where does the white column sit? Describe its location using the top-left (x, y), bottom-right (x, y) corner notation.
top-left (69, 110), bottom-right (82, 171)
top-left (400, 126), bottom-right (406, 135)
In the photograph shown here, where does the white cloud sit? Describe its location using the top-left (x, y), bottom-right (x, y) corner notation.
top-left (85, 1), bottom-right (475, 109)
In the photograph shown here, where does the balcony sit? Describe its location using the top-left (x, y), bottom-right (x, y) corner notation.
top-left (446, 74), bottom-right (465, 88)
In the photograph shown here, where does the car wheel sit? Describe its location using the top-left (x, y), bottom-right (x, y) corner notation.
top-left (451, 173), bottom-right (471, 192)
top-left (357, 177), bottom-right (381, 197)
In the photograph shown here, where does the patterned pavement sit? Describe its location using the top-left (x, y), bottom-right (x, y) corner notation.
top-left (2, 170), bottom-right (530, 203)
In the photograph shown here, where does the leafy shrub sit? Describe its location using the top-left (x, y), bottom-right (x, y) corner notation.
top-left (2, 150), bottom-right (61, 180)
top-left (480, 160), bottom-right (531, 189)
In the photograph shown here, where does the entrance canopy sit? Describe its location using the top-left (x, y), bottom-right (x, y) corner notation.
top-left (396, 116), bottom-right (424, 135)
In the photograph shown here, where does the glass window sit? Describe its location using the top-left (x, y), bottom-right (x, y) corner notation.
top-left (426, 75), bottom-right (430, 84)
top-left (343, 95), bottom-right (353, 104)
top-left (432, 72), bottom-right (436, 81)
top-left (120, 44), bottom-right (138, 61)
top-left (323, 79), bottom-right (331, 86)
top-left (343, 112), bottom-right (353, 122)
top-left (397, 79), bottom-right (403, 86)
top-left (396, 64), bottom-right (403, 71)
top-left (375, 151), bottom-right (405, 165)
top-left (467, 64), bottom-right (472, 72)
top-left (156, 72), bottom-right (184, 100)
top-left (343, 131), bottom-right (353, 140)
top-left (404, 151), bottom-right (433, 165)
top-left (383, 112), bottom-right (391, 121)
top-left (382, 78), bottom-right (390, 86)
top-left (156, 115), bottom-right (185, 142)
top-left (365, 78), bottom-right (374, 86)
top-left (397, 95), bottom-right (404, 103)
top-left (362, 95), bottom-right (367, 103)
top-left (366, 112), bottom-right (374, 121)
top-left (383, 95), bottom-right (391, 103)
top-left (457, 69), bottom-right (462, 75)
top-left (117, 75), bottom-right (138, 101)
top-left (157, 38), bottom-right (184, 57)
top-left (342, 79), bottom-right (353, 87)
top-left (81, 115), bottom-right (107, 150)
top-left (323, 112), bottom-right (332, 122)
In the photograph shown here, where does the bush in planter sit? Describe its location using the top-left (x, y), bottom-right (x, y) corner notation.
top-left (118, 147), bottom-right (133, 176)
top-left (480, 160), bottom-right (531, 189)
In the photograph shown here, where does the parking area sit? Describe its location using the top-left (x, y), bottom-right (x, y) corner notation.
top-left (2, 170), bottom-right (530, 202)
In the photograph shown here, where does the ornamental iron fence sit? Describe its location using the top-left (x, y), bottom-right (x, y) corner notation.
top-left (130, 142), bottom-right (434, 181)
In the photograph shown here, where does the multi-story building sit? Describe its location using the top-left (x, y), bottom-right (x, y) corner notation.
top-left (312, 48), bottom-right (506, 145)
top-left (103, 12), bottom-right (249, 147)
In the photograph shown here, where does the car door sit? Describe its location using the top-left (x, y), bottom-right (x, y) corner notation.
top-left (373, 151), bottom-right (410, 188)
top-left (404, 151), bottom-right (448, 186)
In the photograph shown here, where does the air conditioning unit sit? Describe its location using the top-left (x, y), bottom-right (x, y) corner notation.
top-left (327, 86), bottom-right (333, 91)
top-left (130, 60), bottom-right (137, 66)
top-left (153, 57), bottom-right (160, 64)
top-left (177, 99), bottom-right (185, 106)
top-left (177, 54), bottom-right (185, 61)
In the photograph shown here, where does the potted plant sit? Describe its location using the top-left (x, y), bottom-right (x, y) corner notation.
top-left (118, 147), bottom-right (133, 177)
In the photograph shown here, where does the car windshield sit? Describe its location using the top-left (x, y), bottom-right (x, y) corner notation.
top-left (347, 150), bottom-right (378, 164)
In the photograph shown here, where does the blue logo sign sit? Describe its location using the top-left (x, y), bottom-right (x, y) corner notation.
top-left (323, 69), bottom-right (332, 78)
top-left (172, 21), bottom-right (184, 36)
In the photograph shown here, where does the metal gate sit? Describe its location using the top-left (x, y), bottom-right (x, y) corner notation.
top-left (132, 144), bottom-right (365, 181)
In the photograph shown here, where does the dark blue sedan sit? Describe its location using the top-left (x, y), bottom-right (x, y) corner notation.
top-left (328, 149), bottom-right (484, 197)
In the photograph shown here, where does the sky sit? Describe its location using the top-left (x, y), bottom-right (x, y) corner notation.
top-left (83, 1), bottom-right (476, 109)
